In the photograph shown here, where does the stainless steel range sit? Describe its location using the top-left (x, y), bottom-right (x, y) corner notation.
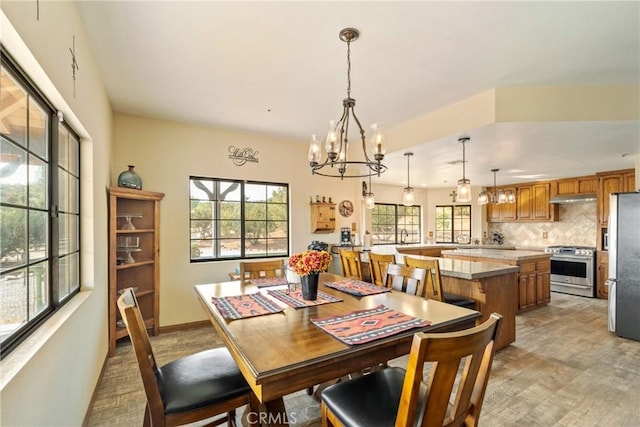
top-left (544, 245), bottom-right (596, 297)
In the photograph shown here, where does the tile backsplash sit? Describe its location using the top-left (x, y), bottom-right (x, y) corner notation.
top-left (488, 202), bottom-right (597, 248)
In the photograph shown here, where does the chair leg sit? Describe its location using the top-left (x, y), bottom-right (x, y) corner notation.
top-left (321, 402), bottom-right (339, 427)
top-left (246, 393), bottom-right (261, 427)
top-left (307, 386), bottom-right (314, 395)
top-left (228, 409), bottom-right (237, 427)
top-left (142, 403), bottom-right (152, 427)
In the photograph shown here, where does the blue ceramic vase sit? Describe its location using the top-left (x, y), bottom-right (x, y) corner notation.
top-left (118, 165), bottom-right (142, 190)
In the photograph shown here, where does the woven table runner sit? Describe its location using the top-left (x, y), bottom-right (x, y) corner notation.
top-left (324, 279), bottom-right (391, 297)
top-left (311, 304), bottom-right (430, 345)
top-left (267, 289), bottom-right (342, 308)
top-left (211, 293), bottom-right (285, 320)
top-left (249, 277), bottom-right (289, 288)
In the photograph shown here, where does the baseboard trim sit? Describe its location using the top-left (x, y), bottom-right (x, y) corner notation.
top-left (158, 320), bottom-right (211, 334)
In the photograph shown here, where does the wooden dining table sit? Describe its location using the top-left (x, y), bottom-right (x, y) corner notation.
top-left (195, 272), bottom-right (481, 426)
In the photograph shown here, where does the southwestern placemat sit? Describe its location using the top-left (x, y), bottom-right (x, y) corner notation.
top-left (324, 278), bottom-right (391, 297)
top-left (311, 304), bottom-right (430, 345)
top-left (249, 277), bottom-right (289, 287)
top-left (267, 289), bottom-right (343, 308)
top-left (211, 293), bottom-right (285, 320)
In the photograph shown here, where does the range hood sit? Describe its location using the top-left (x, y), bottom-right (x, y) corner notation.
top-left (550, 193), bottom-right (597, 204)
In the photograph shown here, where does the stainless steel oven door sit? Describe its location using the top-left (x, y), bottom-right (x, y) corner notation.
top-left (550, 255), bottom-right (595, 297)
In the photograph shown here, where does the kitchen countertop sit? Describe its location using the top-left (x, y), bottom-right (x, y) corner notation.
top-left (370, 243), bottom-right (516, 255)
top-left (437, 257), bottom-right (519, 280)
top-left (389, 253), bottom-right (519, 280)
top-left (440, 248), bottom-right (551, 261)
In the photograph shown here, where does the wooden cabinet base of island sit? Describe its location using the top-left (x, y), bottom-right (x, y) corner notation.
top-left (441, 273), bottom-right (517, 351)
top-left (108, 187), bottom-right (165, 356)
top-left (442, 254), bottom-right (551, 314)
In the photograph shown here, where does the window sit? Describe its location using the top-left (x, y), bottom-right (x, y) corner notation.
top-left (0, 50), bottom-right (81, 358)
top-left (371, 203), bottom-right (421, 245)
top-left (189, 177), bottom-right (289, 261)
top-left (435, 205), bottom-right (471, 243)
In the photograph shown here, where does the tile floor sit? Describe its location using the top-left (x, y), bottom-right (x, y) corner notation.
top-left (87, 293), bottom-right (640, 426)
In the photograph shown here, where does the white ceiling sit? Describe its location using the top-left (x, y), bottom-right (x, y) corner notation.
top-left (76, 1), bottom-right (640, 188)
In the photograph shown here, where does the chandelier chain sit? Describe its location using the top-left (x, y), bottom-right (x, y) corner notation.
top-left (346, 40), bottom-right (352, 99)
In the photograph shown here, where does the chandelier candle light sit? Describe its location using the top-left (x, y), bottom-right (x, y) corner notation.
top-left (456, 137), bottom-right (472, 203)
top-left (308, 28), bottom-right (387, 179)
top-left (403, 152), bottom-right (415, 206)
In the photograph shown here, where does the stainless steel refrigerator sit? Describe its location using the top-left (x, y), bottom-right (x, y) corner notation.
top-left (607, 192), bottom-right (640, 341)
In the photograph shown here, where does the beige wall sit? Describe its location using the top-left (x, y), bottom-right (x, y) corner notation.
top-left (112, 114), bottom-right (365, 326)
top-left (1, 3), bottom-right (112, 426)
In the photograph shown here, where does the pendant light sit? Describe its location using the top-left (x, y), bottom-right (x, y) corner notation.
top-left (403, 152), bottom-right (414, 206)
top-left (362, 173), bottom-right (375, 209)
top-left (456, 137), bottom-right (472, 203)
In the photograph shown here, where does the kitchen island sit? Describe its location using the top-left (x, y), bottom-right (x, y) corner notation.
top-left (388, 253), bottom-right (520, 350)
top-left (441, 248), bottom-right (552, 313)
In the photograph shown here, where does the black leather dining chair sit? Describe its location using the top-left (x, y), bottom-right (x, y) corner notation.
top-left (117, 287), bottom-right (259, 427)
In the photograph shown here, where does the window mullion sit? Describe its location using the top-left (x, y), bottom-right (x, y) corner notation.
top-left (240, 182), bottom-right (245, 258)
top-left (50, 112), bottom-right (60, 306)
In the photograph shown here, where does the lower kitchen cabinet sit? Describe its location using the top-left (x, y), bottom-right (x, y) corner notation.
top-left (536, 259), bottom-right (551, 305)
top-left (517, 259), bottom-right (550, 311)
top-left (518, 268), bottom-right (537, 311)
top-left (597, 251), bottom-right (609, 299)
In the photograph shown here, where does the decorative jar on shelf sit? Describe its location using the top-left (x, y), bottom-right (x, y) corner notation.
top-left (118, 165), bottom-right (142, 190)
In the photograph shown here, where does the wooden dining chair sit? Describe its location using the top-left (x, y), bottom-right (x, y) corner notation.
top-left (384, 263), bottom-right (427, 297)
top-left (320, 313), bottom-right (503, 427)
top-left (339, 249), bottom-right (364, 281)
top-left (117, 288), bottom-right (258, 427)
top-left (368, 253), bottom-right (395, 287)
top-left (405, 256), bottom-right (477, 309)
top-left (239, 259), bottom-right (285, 285)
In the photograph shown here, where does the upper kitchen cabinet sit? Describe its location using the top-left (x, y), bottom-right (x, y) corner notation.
top-left (597, 169), bottom-right (636, 226)
top-left (550, 175), bottom-right (597, 198)
top-left (517, 183), bottom-right (558, 221)
top-left (487, 183), bottom-right (556, 222)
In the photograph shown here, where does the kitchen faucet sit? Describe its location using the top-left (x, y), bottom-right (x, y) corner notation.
top-left (400, 228), bottom-right (409, 245)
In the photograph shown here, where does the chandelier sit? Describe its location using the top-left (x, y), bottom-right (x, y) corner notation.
top-left (478, 168), bottom-right (516, 205)
top-left (308, 28), bottom-right (387, 179)
top-left (456, 136), bottom-right (472, 203)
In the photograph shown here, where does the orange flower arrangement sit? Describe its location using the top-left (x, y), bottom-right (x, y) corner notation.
top-left (288, 250), bottom-right (332, 276)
